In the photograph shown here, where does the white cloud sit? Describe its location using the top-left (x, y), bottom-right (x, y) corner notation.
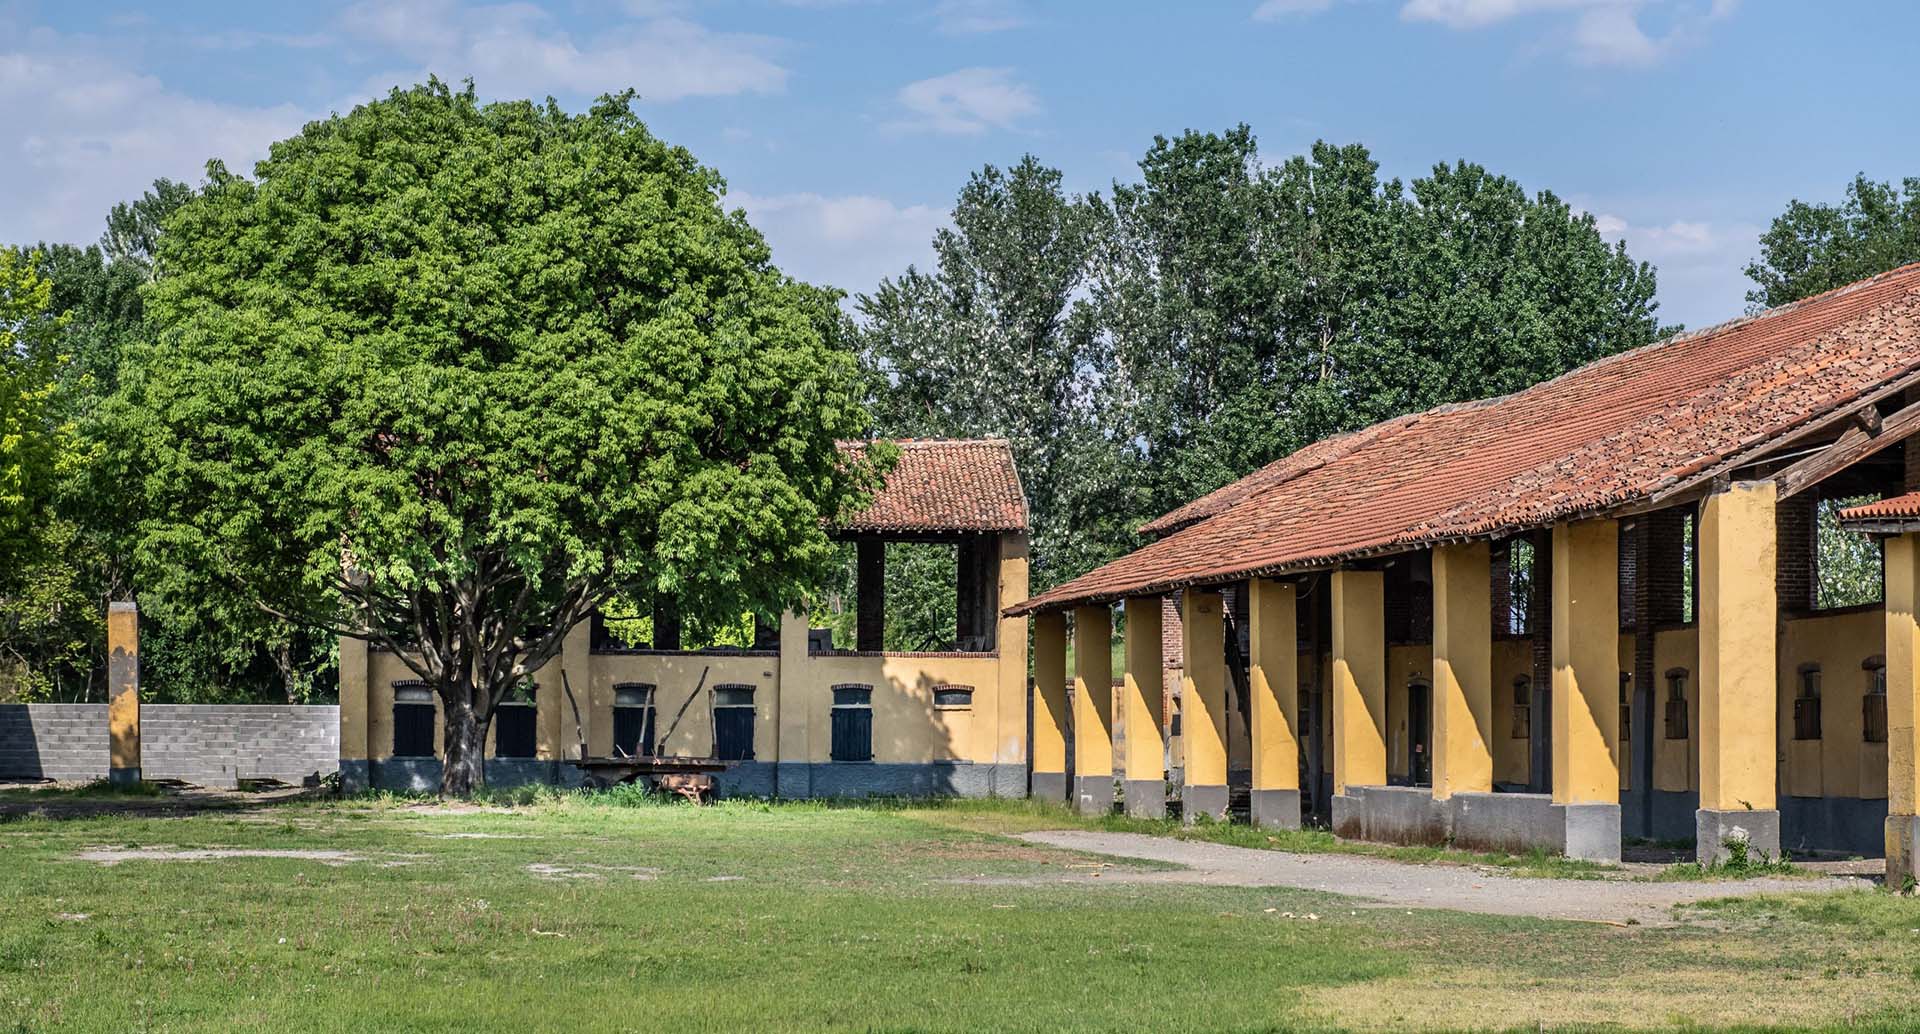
top-left (932, 0), bottom-right (1027, 35)
top-left (1588, 208), bottom-right (1764, 327)
top-left (340, 0), bottom-right (788, 101)
top-left (728, 190), bottom-right (946, 300)
top-left (1252, 0), bottom-right (1337, 19)
top-left (1403, 0), bottom-right (1740, 65)
top-left (0, 28), bottom-right (313, 247)
top-left (888, 67), bottom-right (1039, 135)
top-left (1268, 0), bottom-right (1738, 65)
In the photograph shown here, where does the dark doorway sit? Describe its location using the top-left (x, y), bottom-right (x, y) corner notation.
top-left (1408, 680), bottom-right (1432, 787)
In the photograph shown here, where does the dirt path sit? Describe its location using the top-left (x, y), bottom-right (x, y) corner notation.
top-left (1010, 830), bottom-right (1869, 925)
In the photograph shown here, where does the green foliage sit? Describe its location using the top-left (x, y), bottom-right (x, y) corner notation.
top-left (860, 134), bottom-right (1670, 594)
top-left (884, 541), bottom-right (957, 651)
top-left (0, 248), bottom-right (76, 566)
top-left (1746, 173), bottom-right (1920, 309)
top-left (109, 81), bottom-right (883, 792)
top-left (1817, 495), bottom-right (1883, 610)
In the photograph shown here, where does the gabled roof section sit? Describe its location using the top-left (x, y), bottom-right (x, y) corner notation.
top-left (1838, 492), bottom-right (1920, 527)
top-left (1136, 417), bottom-right (1414, 536)
top-left (1012, 262), bottom-right (1920, 615)
top-left (839, 438), bottom-right (1029, 535)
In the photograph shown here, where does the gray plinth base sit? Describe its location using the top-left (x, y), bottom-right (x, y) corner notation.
top-left (108, 766), bottom-right (142, 787)
top-left (1556, 802), bottom-right (1622, 863)
top-left (336, 759), bottom-right (371, 794)
top-left (1251, 788), bottom-right (1302, 830)
top-left (1888, 814), bottom-right (1920, 892)
top-left (1074, 775), bottom-right (1115, 816)
top-left (1184, 783), bottom-right (1228, 823)
top-left (1031, 771), bottom-right (1068, 803)
top-left (1123, 779), bottom-right (1165, 819)
top-left (1696, 808), bottom-right (1781, 865)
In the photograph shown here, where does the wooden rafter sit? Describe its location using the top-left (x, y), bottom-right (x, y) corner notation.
top-left (1774, 395), bottom-right (1920, 499)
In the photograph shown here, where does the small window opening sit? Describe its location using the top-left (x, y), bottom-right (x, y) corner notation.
top-left (933, 685), bottom-right (974, 710)
top-left (1793, 664), bottom-right (1823, 741)
top-left (1663, 668), bottom-right (1689, 740)
top-left (392, 682), bottom-right (436, 758)
top-left (831, 684), bottom-right (874, 762)
top-left (1864, 656), bottom-right (1888, 745)
top-left (613, 683), bottom-right (657, 757)
top-left (713, 685), bottom-right (756, 761)
top-left (1510, 676), bottom-right (1531, 740)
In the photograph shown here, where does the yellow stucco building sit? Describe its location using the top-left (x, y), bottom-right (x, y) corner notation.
top-left (338, 439), bottom-right (1032, 799)
top-left (1013, 263), bottom-right (1920, 878)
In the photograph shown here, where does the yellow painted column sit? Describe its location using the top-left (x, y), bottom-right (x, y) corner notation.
top-left (994, 532), bottom-right (1032, 798)
top-left (1551, 518), bottom-right (1622, 862)
top-left (1432, 543), bottom-right (1494, 800)
top-left (1121, 596), bottom-right (1166, 818)
top-left (106, 602), bottom-right (141, 786)
top-left (1031, 610), bottom-right (1069, 802)
top-left (774, 610), bottom-right (812, 798)
top-left (1885, 533), bottom-right (1920, 887)
top-left (1697, 482), bottom-right (1782, 862)
top-left (338, 634), bottom-right (371, 792)
top-left (1248, 579), bottom-right (1301, 828)
top-left (1331, 570), bottom-right (1386, 797)
top-left (1181, 589), bottom-right (1229, 820)
top-left (1072, 605), bottom-right (1115, 815)
top-left (562, 619), bottom-right (597, 760)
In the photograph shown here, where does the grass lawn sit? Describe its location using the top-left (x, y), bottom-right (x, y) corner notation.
top-left (2, 792), bottom-right (1916, 1033)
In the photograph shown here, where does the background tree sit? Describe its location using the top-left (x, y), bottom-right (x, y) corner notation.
top-left (1746, 174), bottom-right (1920, 309)
top-left (112, 82), bottom-right (885, 794)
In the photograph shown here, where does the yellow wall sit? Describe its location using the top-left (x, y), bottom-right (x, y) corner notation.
top-left (349, 531), bottom-right (1032, 780)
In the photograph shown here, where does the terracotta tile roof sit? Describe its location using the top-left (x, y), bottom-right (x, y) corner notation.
top-left (1838, 492), bottom-right (1920, 526)
top-left (839, 438), bottom-right (1028, 534)
top-left (1012, 263), bottom-right (1920, 615)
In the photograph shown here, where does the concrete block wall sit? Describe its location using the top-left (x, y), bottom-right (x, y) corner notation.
top-left (0, 703), bottom-right (338, 787)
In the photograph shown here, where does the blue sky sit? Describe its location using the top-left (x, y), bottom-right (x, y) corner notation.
top-left (4, 0), bottom-right (1917, 330)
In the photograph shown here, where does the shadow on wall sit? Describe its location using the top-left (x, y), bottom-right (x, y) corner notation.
top-left (0, 704), bottom-right (105, 780)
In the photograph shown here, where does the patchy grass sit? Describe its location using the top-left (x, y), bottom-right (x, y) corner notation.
top-left (0, 778), bottom-right (167, 803)
top-left (1, 795), bottom-right (1916, 1032)
top-left (892, 796), bottom-right (1620, 879)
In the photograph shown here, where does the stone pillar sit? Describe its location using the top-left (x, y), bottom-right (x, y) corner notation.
top-left (1031, 610), bottom-right (1069, 802)
top-left (1121, 596), bottom-right (1166, 818)
top-left (1071, 605), bottom-right (1114, 815)
top-left (1697, 482), bottom-right (1783, 863)
top-left (1181, 589), bottom-right (1229, 821)
top-left (1432, 542), bottom-right (1494, 800)
top-left (1249, 578), bottom-right (1301, 828)
top-left (856, 539), bottom-right (885, 652)
top-left (1885, 533), bottom-right (1920, 888)
top-left (1330, 569), bottom-right (1387, 805)
top-left (1551, 519), bottom-right (1623, 862)
top-left (338, 633), bottom-right (371, 792)
top-left (107, 601), bottom-right (141, 786)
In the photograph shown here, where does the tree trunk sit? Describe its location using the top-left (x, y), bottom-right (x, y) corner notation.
top-left (440, 703), bottom-right (489, 797)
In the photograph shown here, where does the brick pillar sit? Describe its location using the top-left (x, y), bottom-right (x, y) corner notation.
top-left (856, 539), bottom-right (885, 653)
top-left (1552, 519), bottom-right (1623, 862)
top-left (1031, 611), bottom-right (1069, 802)
top-left (338, 633), bottom-right (371, 792)
top-left (1698, 483), bottom-right (1782, 863)
top-left (1775, 494), bottom-right (1816, 615)
top-left (1071, 606), bottom-right (1114, 815)
top-left (1121, 596), bottom-right (1166, 818)
top-left (1181, 589), bottom-right (1229, 821)
top-left (107, 602), bottom-right (141, 786)
top-left (1884, 532), bottom-right (1920, 888)
top-left (1432, 543), bottom-right (1493, 800)
top-left (1529, 530), bottom-right (1554, 793)
top-left (1248, 578), bottom-right (1301, 828)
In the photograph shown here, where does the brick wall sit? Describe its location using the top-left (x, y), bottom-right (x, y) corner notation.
top-left (1777, 494), bottom-right (1816, 615)
top-left (0, 704), bottom-right (338, 787)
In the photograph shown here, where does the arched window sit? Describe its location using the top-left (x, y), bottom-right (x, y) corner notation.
top-left (1510, 676), bottom-right (1531, 740)
top-left (933, 685), bottom-right (974, 709)
top-left (391, 681), bottom-right (435, 758)
top-left (613, 683), bottom-right (656, 757)
top-left (1663, 668), bottom-right (1689, 740)
top-left (1793, 664), bottom-right (1823, 741)
top-left (1864, 656), bottom-right (1888, 744)
top-left (831, 684), bottom-right (874, 762)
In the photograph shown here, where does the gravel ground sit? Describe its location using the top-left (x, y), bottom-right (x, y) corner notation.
top-left (1009, 830), bottom-right (1870, 925)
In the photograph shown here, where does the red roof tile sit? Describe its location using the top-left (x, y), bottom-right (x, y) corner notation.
top-left (840, 439), bottom-right (1028, 534)
top-left (1012, 263), bottom-right (1920, 614)
top-left (1838, 492), bottom-right (1920, 525)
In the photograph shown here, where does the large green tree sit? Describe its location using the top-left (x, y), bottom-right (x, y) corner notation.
top-left (857, 156), bottom-right (1126, 590)
top-left (112, 82), bottom-right (885, 794)
top-left (1088, 131), bottom-right (1668, 543)
top-left (1746, 174), bottom-right (1920, 309)
top-left (0, 248), bottom-right (73, 565)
